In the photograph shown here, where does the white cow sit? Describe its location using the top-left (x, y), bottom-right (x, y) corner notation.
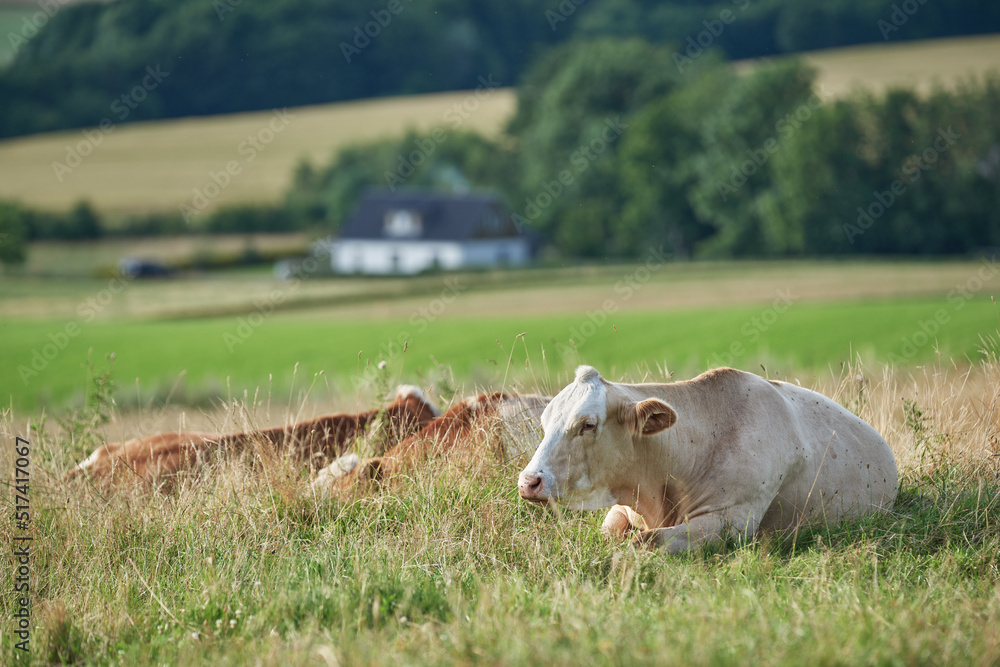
top-left (518, 366), bottom-right (898, 553)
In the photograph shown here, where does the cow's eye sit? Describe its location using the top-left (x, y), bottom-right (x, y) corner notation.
top-left (580, 421), bottom-right (597, 435)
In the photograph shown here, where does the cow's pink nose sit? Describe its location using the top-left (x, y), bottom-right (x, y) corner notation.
top-left (519, 473), bottom-right (543, 499)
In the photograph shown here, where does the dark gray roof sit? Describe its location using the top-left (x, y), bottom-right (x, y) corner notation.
top-left (337, 191), bottom-right (520, 241)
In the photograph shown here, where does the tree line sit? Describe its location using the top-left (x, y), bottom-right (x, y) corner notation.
top-left (2, 0), bottom-right (999, 138)
top-left (4, 37), bottom-right (999, 266)
top-left (283, 39), bottom-right (1000, 260)
top-left (0, 199), bottom-right (297, 269)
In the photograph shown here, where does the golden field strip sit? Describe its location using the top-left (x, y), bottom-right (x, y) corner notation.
top-left (1, 257), bottom-right (993, 322)
top-left (0, 35), bottom-right (998, 215)
top-left (0, 89), bottom-right (516, 214)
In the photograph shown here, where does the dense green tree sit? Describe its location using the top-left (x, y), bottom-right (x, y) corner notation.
top-left (934, 77), bottom-right (1000, 251)
top-left (507, 38), bottom-right (681, 256)
top-left (762, 98), bottom-right (881, 255)
top-left (0, 201), bottom-right (28, 268)
top-left (66, 201), bottom-right (102, 240)
top-left (205, 204), bottom-right (294, 234)
top-left (284, 129), bottom-right (515, 230)
top-left (17, 200), bottom-right (104, 241)
top-left (5, 0), bottom-right (999, 138)
top-left (0, 0), bottom-right (561, 138)
top-left (766, 77), bottom-right (1000, 256)
top-left (687, 59), bottom-right (818, 257)
top-left (282, 37), bottom-right (1000, 260)
top-left (574, 0), bottom-right (1000, 59)
top-left (617, 56), bottom-right (733, 257)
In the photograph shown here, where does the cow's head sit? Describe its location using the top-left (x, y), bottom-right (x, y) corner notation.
top-left (392, 385), bottom-right (442, 419)
top-left (517, 366), bottom-right (677, 509)
top-left (381, 385), bottom-right (442, 441)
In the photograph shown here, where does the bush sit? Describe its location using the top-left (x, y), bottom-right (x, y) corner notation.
top-left (204, 203), bottom-right (298, 234)
top-left (23, 200), bottom-right (104, 241)
top-left (0, 199), bottom-right (28, 267)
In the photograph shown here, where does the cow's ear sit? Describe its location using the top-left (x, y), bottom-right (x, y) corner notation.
top-left (620, 398), bottom-right (677, 436)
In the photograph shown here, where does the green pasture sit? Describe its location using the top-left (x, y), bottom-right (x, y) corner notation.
top-left (2, 265), bottom-right (998, 665)
top-left (2, 356), bottom-right (999, 664)
top-left (4, 295), bottom-right (997, 412)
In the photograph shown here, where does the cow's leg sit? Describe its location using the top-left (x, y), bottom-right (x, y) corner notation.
top-left (601, 505), bottom-right (647, 537)
top-left (311, 453), bottom-right (361, 495)
top-left (634, 503), bottom-right (764, 554)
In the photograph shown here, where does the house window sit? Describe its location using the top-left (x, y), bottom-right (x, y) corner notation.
top-left (384, 209), bottom-right (422, 237)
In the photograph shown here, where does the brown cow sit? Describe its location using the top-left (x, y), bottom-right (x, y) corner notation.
top-left (66, 386), bottom-right (440, 488)
top-left (313, 391), bottom-right (550, 492)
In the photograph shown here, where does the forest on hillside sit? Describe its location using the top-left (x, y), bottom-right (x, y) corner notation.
top-left (2, 0), bottom-right (1000, 138)
top-left (283, 44), bottom-right (1000, 259)
top-left (4, 39), bottom-right (1000, 264)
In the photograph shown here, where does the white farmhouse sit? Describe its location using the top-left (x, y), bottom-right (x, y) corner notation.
top-left (328, 191), bottom-right (531, 275)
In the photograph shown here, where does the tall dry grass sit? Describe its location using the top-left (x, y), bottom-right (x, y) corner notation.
top-left (1, 357), bottom-right (998, 664)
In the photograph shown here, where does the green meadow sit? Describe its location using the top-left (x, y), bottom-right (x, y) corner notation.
top-left (4, 293), bottom-right (998, 412)
top-left (3, 260), bottom-right (1000, 665)
top-left (3, 297), bottom-right (999, 665)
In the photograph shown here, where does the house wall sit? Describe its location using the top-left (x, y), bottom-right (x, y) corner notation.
top-left (331, 239), bottom-right (529, 275)
top-left (461, 240), bottom-right (530, 268)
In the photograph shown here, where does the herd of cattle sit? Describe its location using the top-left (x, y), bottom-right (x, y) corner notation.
top-left (66, 366), bottom-right (898, 553)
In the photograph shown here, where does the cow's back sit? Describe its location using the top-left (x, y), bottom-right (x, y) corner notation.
top-left (763, 380), bottom-right (898, 529)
